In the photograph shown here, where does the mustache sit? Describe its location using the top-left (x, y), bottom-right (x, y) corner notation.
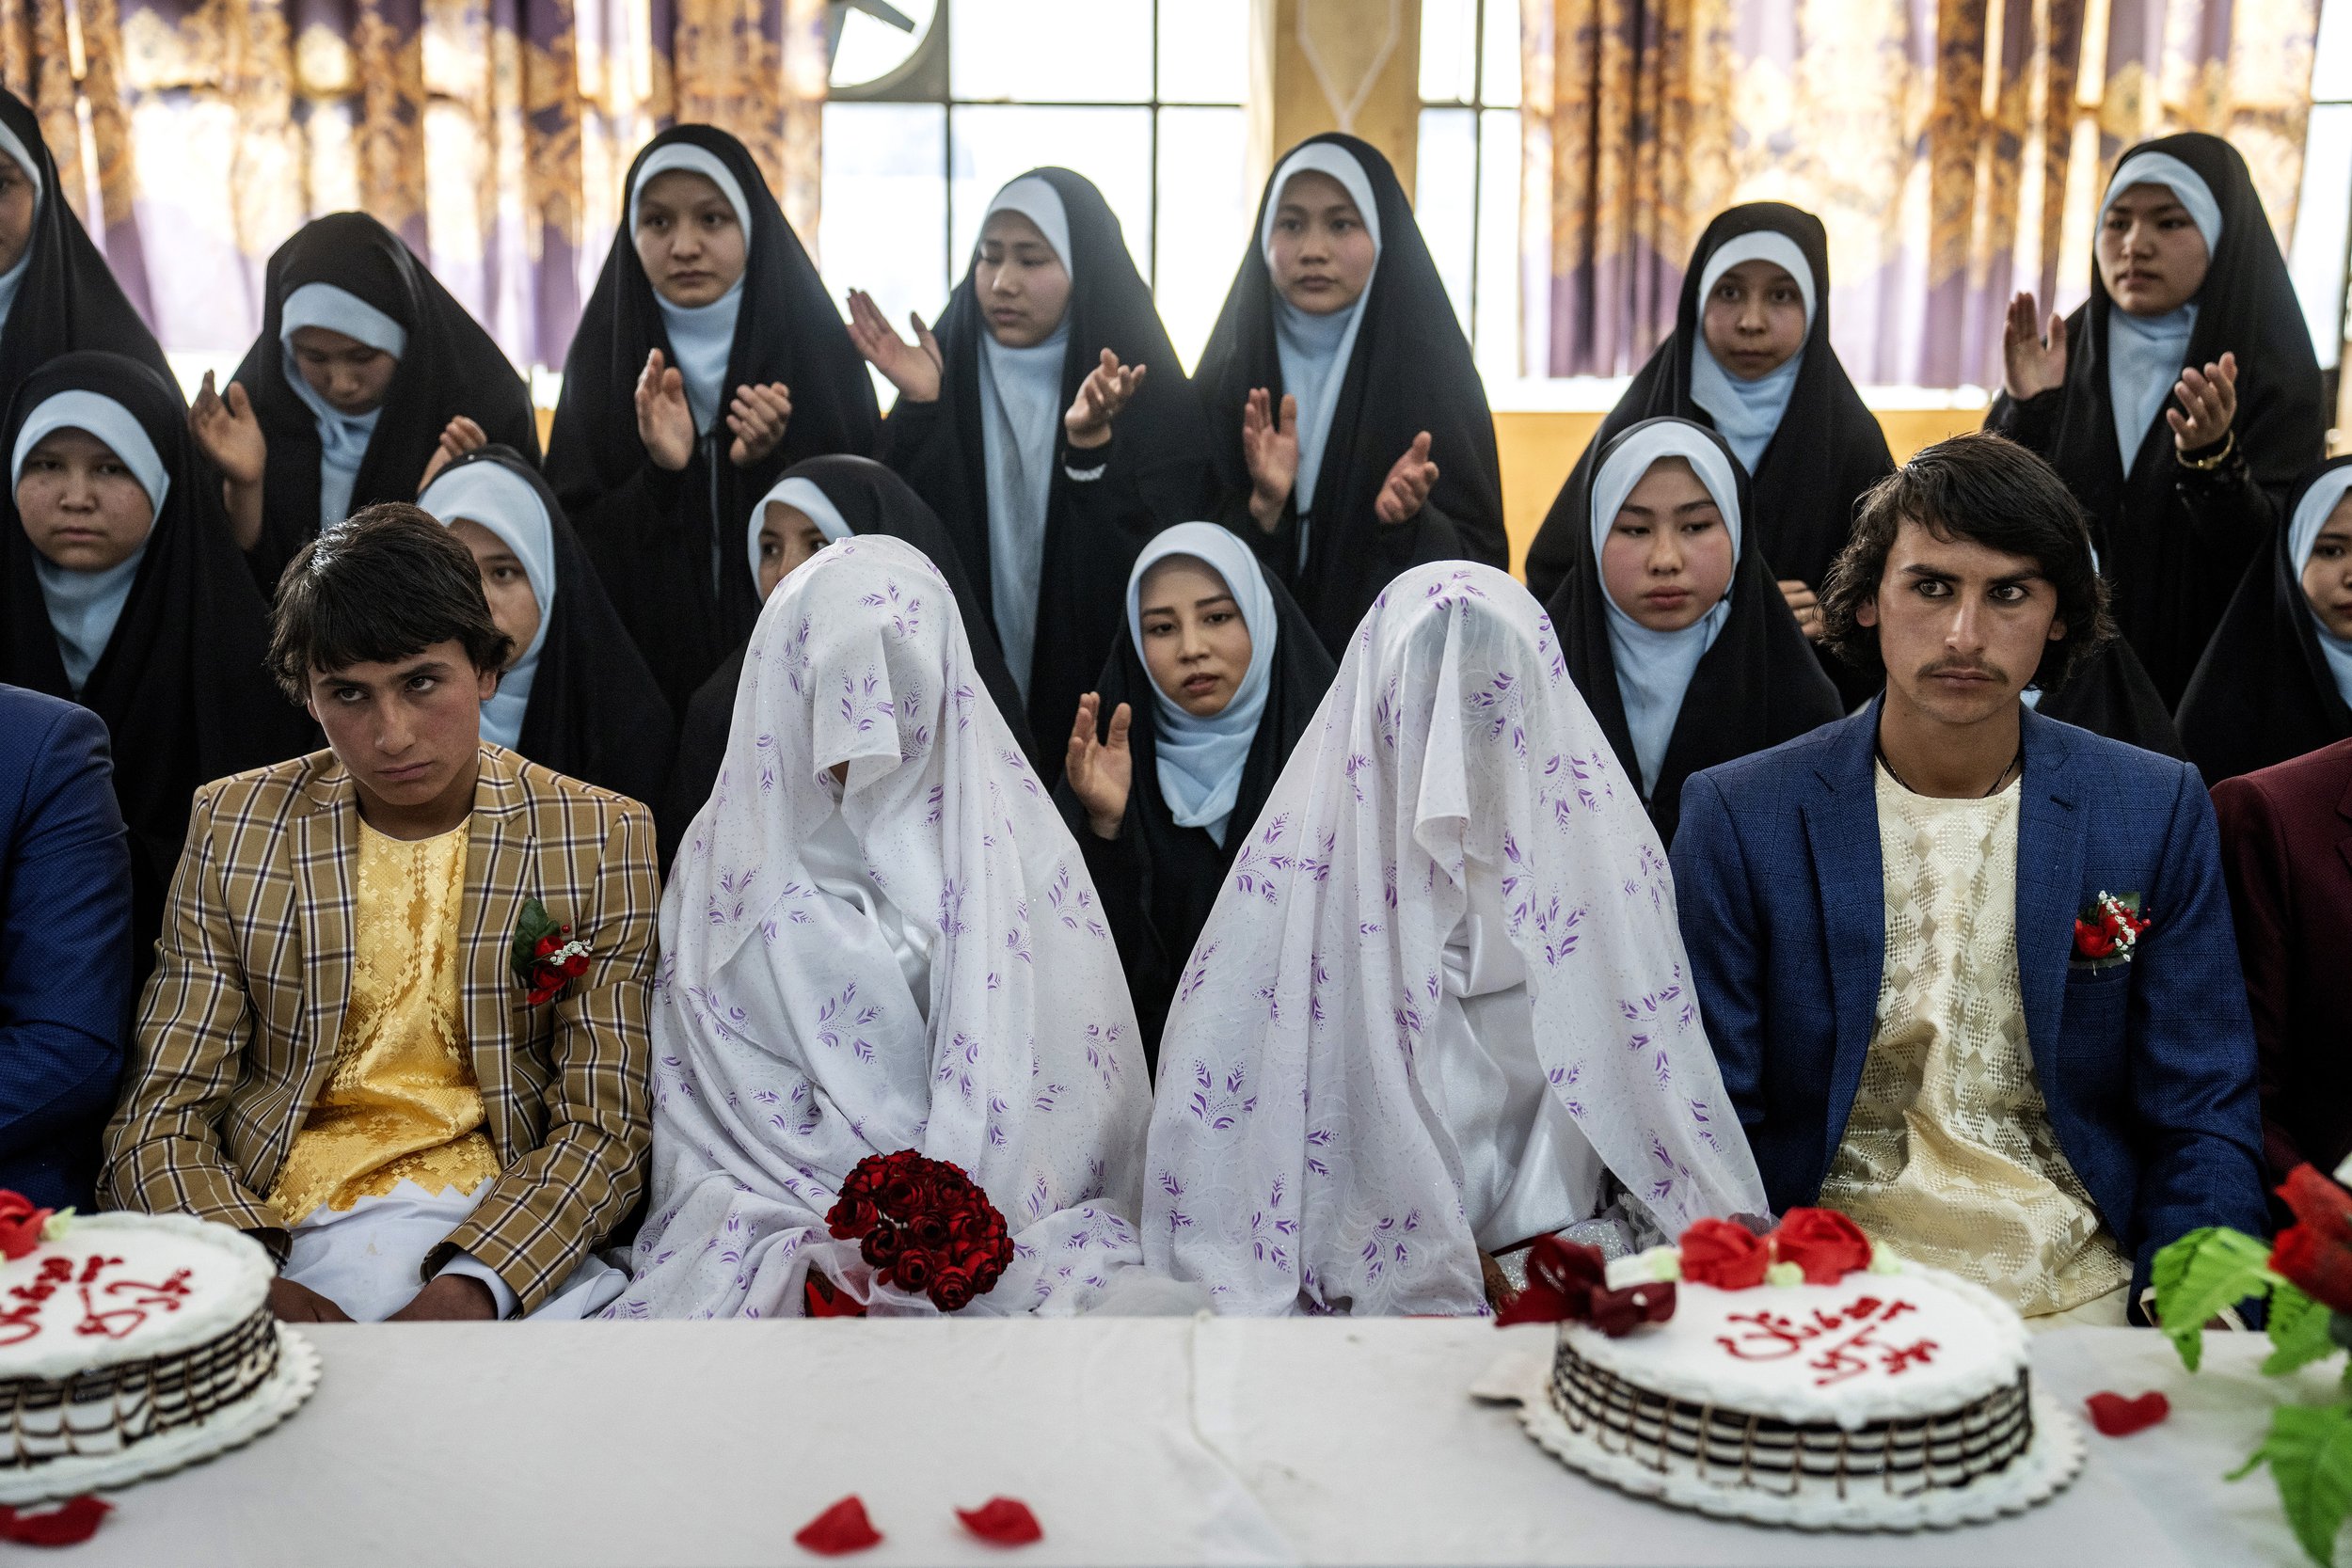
top-left (1915, 656), bottom-right (2009, 684)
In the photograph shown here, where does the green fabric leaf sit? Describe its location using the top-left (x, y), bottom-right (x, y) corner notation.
top-left (509, 896), bottom-right (560, 980)
top-left (2254, 1402), bottom-right (2352, 1565)
top-left (2154, 1227), bottom-right (2278, 1371)
top-left (2270, 1287), bottom-right (2344, 1377)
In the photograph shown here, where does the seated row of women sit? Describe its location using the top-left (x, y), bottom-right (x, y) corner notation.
top-left (1, 88), bottom-right (2343, 1017)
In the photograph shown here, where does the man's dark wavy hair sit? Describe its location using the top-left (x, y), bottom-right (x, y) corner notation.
top-left (1818, 432), bottom-right (2115, 693)
top-left (267, 503), bottom-right (512, 703)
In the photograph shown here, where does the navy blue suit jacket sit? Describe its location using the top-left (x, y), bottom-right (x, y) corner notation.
top-left (0, 685), bottom-right (132, 1209)
top-left (1672, 702), bottom-right (2267, 1310)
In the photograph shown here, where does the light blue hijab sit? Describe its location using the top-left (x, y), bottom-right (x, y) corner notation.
top-left (1686, 230), bottom-right (1815, 475)
top-left (976, 175), bottom-right (1074, 698)
top-left (10, 390), bottom-right (167, 694)
top-left (2099, 152), bottom-right (2221, 471)
top-left (0, 119), bottom-right (40, 331)
top-left (2289, 467), bottom-right (2352, 710)
top-left (629, 142), bottom-right (752, 435)
top-left (1263, 142), bottom-right (1381, 562)
top-left (279, 281), bottom-right (405, 527)
top-left (1127, 522), bottom-right (1276, 847)
top-left (745, 473), bottom-right (853, 587)
top-left (1588, 421), bottom-right (1743, 799)
top-left (419, 459), bottom-right (555, 750)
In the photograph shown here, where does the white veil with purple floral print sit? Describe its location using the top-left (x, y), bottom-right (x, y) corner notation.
top-left (1141, 562), bottom-right (1766, 1316)
top-left (608, 536), bottom-right (1152, 1320)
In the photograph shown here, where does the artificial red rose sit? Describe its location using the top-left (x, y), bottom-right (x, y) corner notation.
top-left (2073, 918), bottom-right (2118, 959)
top-left (2280, 1164), bottom-right (2352, 1245)
top-left (891, 1246), bottom-right (933, 1292)
top-left (882, 1173), bottom-right (920, 1212)
top-left (861, 1226), bottom-right (900, 1269)
top-left (794, 1496), bottom-right (882, 1556)
top-left (913, 1213), bottom-right (951, 1251)
top-left (1770, 1208), bottom-right (1873, 1285)
top-left (1493, 1236), bottom-right (1606, 1325)
top-left (2270, 1165), bottom-right (2352, 1313)
top-left (829, 1198), bottom-right (879, 1241)
top-left (1587, 1280), bottom-right (1677, 1338)
top-left (2085, 1390), bottom-right (2170, 1437)
top-left (956, 1497), bottom-right (1042, 1546)
top-left (932, 1265), bottom-right (975, 1312)
top-left (0, 1192), bottom-right (55, 1262)
top-left (1679, 1217), bottom-right (1770, 1289)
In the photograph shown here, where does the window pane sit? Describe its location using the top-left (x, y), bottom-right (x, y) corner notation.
top-left (951, 105), bottom-right (1153, 278)
top-left (1481, 0), bottom-right (1522, 106)
top-left (1475, 108), bottom-right (1521, 380)
top-left (1416, 107), bottom-right (1477, 339)
top-left (1159, 0), bottom-right (1248, 103)
top-left (1154, 106), bottom-right (1250, 370)
top-left (821, 101), bottom-right (950, 401)
top-left (2290, 103), bottom-right (2352, 367)
top-left (831, 0), bottom-right (938, 90)
top-left (1420, 0), bottom-right (1479, 103)
top-left (951, 0), bottom-right (1152, 102)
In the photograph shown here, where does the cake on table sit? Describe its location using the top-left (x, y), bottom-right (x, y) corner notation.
top-left (0, 1198), bottom-right (319, 1497)
top-left (1499, 1208), bottom-right (2082, 1529)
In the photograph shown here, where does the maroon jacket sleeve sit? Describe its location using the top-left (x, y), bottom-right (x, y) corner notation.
top-left (2212, 773), bottom-right (2300, 1180)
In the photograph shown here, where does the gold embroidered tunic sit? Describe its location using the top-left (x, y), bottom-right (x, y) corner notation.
top-left (1820, 766), bottom-right (2130, 1316)
top-left (266, 818), bottom-right (500, 1227)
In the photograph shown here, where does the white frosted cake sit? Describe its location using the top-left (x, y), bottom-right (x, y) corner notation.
top-left (0, 1212), bottom-right (288, 1474)
top-left (1512, 1212), bottom-right (2079, 1528)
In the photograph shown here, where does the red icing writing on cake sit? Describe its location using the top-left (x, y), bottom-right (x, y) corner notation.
top-left (1714, 1295), bottom-right (1942, 1387)
top-left (0, 1255), bottom-right (194, 1347)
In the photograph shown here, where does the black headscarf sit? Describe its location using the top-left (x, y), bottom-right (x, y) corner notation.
top-left (548, 126), bottom-right (881, 715)
top-left (416, 444), bottom-right (673, 808)
top-left (0, 89), bottom-right (174, 401)
top-left (658, 454), bottom-right (1037, 871)
top-left (1986, 132), bottom-right (2326, 706)
top-left (2178, 457), bottom-right (2352, 784)
top-left (1545, 418), bottom-right (1843, 846)
top-left (1055, 527), bottom-right (1335, 1068)
top-left (1523, 204), bottom-right (1891, 602)
top-left (2, 352), bottom-right (317, 976)
top-left (882, 166), bottom-right (1213, 763)
top-left (231, 212), bottom-right (539, 588)
top-left (2033, 641), bottom-right (2183, 758)
top-left (1193, 134), bottom-right (1506, 655)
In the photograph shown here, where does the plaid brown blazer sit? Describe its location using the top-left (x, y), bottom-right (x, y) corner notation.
top-left (100, 744), bottom-right (658, 1314)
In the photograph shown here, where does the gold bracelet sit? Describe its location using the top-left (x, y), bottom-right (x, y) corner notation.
top-left (2176, 428), bottom-right (2236, 471)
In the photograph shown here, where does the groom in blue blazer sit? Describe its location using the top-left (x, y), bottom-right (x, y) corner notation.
top-left (1672, 436), bottom-right (2265, 1323)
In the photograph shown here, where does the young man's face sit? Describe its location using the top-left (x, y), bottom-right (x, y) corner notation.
top-left (306, 640), bottom-right (497, 817)
top-left (1855, 517), bottom-right (2068, 728)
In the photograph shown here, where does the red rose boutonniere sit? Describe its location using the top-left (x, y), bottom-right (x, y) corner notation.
top-left (823, 1149), bottom-right (1014, 1313)
top-left (2072, 890), bottom-right (2150, 970)
top-left (511, 898), bottom-right (591, 1006)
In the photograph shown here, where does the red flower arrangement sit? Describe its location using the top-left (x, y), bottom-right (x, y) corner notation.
top-left (0, 1192), bottom-right (54, 1263)
top-left (2272, 1163), bottom-right (2352, 1313)
top-left (824, 1150), bottom-right (1014, 1313)
top-left (2073, 890), bottom-right (2151, 964)
top-left (1677, 1208), bottom-right (1873, 1291)
top-left (1492, 1236), bottom-right (1677, 1336)
top-left (510, 898), bottom-right (591, 1007)
top-left (1677, 1217), bottom-right (1770, 1290)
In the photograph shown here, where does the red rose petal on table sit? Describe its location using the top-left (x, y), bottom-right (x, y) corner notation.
top-left (957, 1497), bottom-right (1043, 1546)
top-left (794, 1496), bottom-right (882, 1556)
top-left (2086, 1390), bottom-right (2170, 1437)
top-left (0, 1496), bottom-right (112, 1545)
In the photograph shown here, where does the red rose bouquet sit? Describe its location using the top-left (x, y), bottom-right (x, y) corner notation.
top-left (824, 1150), bottom-right (1013, 1313)
top-left (2153, 1163), bottom-right (2352, 1564)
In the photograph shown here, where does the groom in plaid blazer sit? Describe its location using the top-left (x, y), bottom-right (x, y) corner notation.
top-left (102, 506), bottom-right (659, 1322)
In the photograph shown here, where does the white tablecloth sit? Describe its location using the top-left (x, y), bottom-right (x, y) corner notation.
top-left (52, 1320), bottom-right (2328, 1566)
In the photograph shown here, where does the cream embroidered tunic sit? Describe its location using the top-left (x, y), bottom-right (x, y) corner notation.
top-left (1820, 766), bottom-right (2129, 1316)
top-left (265, 818), bottom-right (500, 1227)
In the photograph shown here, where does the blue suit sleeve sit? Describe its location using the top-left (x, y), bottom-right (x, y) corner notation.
top-left (1670, 771), bottom-right (1767, 1130)
top-left (0, 706), bottom-right (133, 1164)
top-left (2125, 761), bottom-right (2271, 1287)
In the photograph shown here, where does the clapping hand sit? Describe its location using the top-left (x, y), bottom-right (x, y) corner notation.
top-left (419, 415), bottom-right (487, 491)
top-left (1066, 349), bottom-right (1147, 450)
top-left (634, 349), bottom-right (695, 471)
top-left (189, 371), bottom-right (266, 550)
top-left (1778, 579), bottom-right (1822, 641)
top-left (846, 290), bottom-right (943, 404)
top-left (1242, 388), bottom-right (1299, 532)
top-left (2001, 292), bottom-right (2069, 402)
top-left (2168, 352), bottom-right (2238, 453)
top-left (1064, 692), bottom-right (1133, 840)
top-left (1375, 432), bottom-right (1438, 526)
top-left (728, 381), bottom-right (792, 467)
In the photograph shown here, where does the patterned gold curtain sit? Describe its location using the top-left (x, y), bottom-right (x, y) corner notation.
top-left (1522, 0), bottom-right (2321, 387)
top-left (0, 0), bottom-right (829, 368)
